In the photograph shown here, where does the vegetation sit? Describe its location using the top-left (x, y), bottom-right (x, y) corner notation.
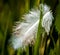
top-left (0, 0), bottom-right (60, 55)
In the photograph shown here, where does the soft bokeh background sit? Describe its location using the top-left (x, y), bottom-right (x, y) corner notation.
top-left (0, 0), bottom-right (60, 55)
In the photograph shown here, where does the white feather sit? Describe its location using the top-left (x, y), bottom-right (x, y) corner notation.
top-left (39, 4), bottom-right (50, 15)
top-left (42, 11), bottom-right (54, 35)
top-left (9, 4), bottom-right (54, 50)
top-left (10, 9), bottom-right (40, 49)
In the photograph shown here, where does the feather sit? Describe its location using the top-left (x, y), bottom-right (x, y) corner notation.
top-left (42, 11), bottom-right (54, 35)
top-left (10, 9), bottom-right (40, 50)
top-left (9, 4), bottom-right (54, 50)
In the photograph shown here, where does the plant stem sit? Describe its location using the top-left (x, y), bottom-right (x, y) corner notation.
top-left (50, 25), bottom-right (55, 47)
top-left (26, 46), bottom-right (29, 55)
top-left (33, 0), bottom-right (40, 8)
top-left (34, 5), bottom-right (43, 55)
top-left (1, 13), bottom-right (9, 55)
top-left (17, 48), bottom-right (21, 55)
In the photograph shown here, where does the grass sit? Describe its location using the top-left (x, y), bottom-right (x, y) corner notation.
top-left (0, 0), bottom-right (60, 55)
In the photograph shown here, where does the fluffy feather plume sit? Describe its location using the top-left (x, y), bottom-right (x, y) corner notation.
top-left (9, 4), bottom-right (54, 50)
top-left (10, 9), bottom-right (40, 50)
top-left (42, 11), bottom-right (54, 35)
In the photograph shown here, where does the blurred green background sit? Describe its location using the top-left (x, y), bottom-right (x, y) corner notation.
top-left (0, 0), bottom-right (60, 55)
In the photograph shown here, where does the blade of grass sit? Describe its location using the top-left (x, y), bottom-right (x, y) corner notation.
top-left (1, 15), bottom-right (9, 55)
top-left (17, 48), bottom-right (22, 55)
top-left (34, 5), bottom-right (43, 55)
top-left (33, 0), bottom-right (40, 8)
top-left (34, 0), bottom-right (44, 54)
top-left (26, 46), bottom-right (29, 55)
top-left (1, 5), bottom-right (11, 55)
